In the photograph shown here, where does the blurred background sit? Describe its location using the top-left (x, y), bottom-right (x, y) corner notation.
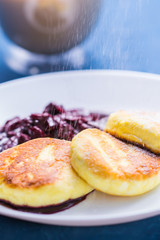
top-left (0, 0), bottom-right (160, 83)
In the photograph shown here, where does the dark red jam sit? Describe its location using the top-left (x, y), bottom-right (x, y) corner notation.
top-left (0, 192), bottom-right (92, 214)
top-left (0, 102), bottom-right (108, 152)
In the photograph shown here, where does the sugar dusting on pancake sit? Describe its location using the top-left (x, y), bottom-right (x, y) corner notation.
top-left (0, 138), bottom-right (93, 209)
top-left (1, 138), bottom-right (70, 188)
top-left (71, 129), bottom-right (160, 196)
top-left (105, 110), bottom-right (160, 154)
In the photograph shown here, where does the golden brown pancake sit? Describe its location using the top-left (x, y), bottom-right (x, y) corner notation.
top-left (105, 110), bottom-right (160, 154)
top-left (0, 138), bottom-right (93, 212)
top-left (71, 129), bottom-right (160, 196)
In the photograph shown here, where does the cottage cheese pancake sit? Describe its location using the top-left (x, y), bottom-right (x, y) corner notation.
top-left (71, 129), bottom-right (160, 196)
top-left (105, 110), bottom-right (160, 154)
top-left (0, 138), bottom-right (93, 212)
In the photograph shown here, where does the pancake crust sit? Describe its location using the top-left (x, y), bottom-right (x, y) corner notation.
top-left (71, 129), bottom-right (160, 196)
top-left (105, 110), bottom-right (160, 154)
top-left (0, 138), bottom-right (93, 207)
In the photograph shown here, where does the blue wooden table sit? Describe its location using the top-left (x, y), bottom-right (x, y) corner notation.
top-left (1, 0), bottom-right (160, 239)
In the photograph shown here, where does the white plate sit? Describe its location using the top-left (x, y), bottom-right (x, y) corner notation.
top-left (0, 70), bottom-right (160, 226)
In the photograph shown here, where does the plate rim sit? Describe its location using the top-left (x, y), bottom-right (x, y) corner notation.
top-left (1, 69), bottom-right (160, 89)
top-left (0, 193), bottom-right (160, 226)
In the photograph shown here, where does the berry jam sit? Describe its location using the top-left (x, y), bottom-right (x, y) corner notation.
top-left (0, 193), bottom-right (91, 214)
top-left (0, 103), bottom-right (108, 152)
